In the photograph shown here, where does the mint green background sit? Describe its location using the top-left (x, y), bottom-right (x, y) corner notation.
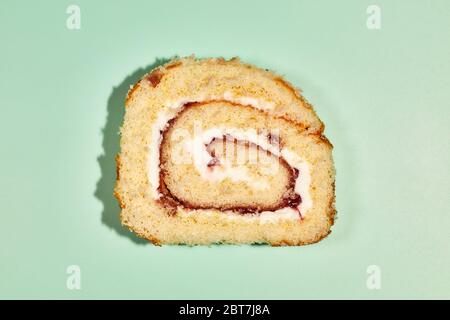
top-left (0, 0), bottom-right (449, 299)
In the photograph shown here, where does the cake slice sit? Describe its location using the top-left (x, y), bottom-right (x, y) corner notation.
top-left (115, 57), bottom-right (335, 245)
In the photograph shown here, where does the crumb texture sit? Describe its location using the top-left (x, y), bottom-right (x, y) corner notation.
top-left (116, 56), bottom-right (335, 245)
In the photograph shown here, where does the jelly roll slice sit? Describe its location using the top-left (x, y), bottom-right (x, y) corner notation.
top-left (115, 57), bottom-right (335, 245)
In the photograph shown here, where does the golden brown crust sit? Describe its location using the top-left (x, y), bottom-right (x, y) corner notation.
top-left (146, 234), bottom-right (162, 246)
top-left (124, 225), bottom-right (162, 246)
top-left (271, 228), bottom-right (332, 246)
top-left (274, 77), bottom-right (301, 100)
top-left (165, 60), bottom-right (182, 70)
top-left (125, 82), bottom-right (141, 106)
top-left (146, 69), bottom-right (164, 88)
top-left (115, 155), bottom-right (121, 180)
top-left (319, 134), bottom-right (334, 148)
top-left (114, 155), bottom-right (126, 209)
top-left (114, 190), bottom-right (125, 209)
top-left (327, 181), bottom-right (337, 226)
top-left (271, 239), bottom-right (294, 246)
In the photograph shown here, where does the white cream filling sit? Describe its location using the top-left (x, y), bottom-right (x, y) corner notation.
top-left (184, 128), bottom-right (273, 191)
top-left (178, 207), bottom-right (301, 224)
top-left (148, 108), bottom-right (179, 198)
top-left (183, 127), bottom-right (312, 215)
top-left (147, 94), bottom-right (312, 222)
